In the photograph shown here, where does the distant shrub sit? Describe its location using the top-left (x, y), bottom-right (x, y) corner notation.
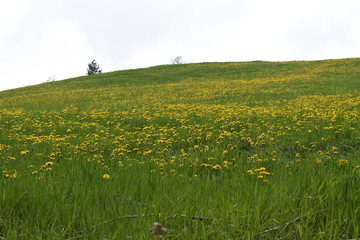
top-left (45, 75), bottom-right (56, 82)
top-left (87, 60), bottom-right (102, 75)
top-left (170, 56), bottom-right (184, 64)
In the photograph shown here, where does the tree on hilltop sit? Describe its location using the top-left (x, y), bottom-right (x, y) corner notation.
top-left (87, 59), bottom-right (102, 75)
top-left (171, 56), bottom-right (184, 64)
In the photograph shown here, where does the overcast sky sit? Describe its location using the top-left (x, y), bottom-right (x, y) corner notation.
top-left (1, 0), bottom-right (359, 91)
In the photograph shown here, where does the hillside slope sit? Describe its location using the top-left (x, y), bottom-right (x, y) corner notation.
top-left (1, 58), bottom-right (359, 110)
top-left (0, 58), bottom-right (360, 239)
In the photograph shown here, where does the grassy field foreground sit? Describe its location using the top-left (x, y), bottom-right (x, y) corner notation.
top-left (0, 58), bottom-right (360, 239)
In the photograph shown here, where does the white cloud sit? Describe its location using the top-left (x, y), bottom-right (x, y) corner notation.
top-left (0, 0), bottom-right (28, 38)
top-left (0, 1), bottom-right (96, 90)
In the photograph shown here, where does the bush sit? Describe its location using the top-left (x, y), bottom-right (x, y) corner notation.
top-left (170, 56), bottom-right (184, 64)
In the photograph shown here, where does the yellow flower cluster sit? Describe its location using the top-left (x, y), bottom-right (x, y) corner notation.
top-left (0, 59), bottom-right (359, 180)
top-left (247, 167), bottom-right (271, 182)
top-left (3, 170), bottom-right (17, 179)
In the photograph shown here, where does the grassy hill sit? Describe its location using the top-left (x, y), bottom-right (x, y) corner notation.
top-left (2, 58), bottom-right (359, 109)
top-left (0, 58), bottom-right (359, 239)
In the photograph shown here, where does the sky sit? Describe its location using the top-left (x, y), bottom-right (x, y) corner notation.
top-left (1, 0), bottom-right (359, 91)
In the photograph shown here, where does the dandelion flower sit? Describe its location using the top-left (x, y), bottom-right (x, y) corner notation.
top-left (338, 159), bottom-right (349, 166)
top-left (103, 174), bottom-right (110, 179)
top-left (247, 170), bottom-right (254, 175)
top-left (20, 150), bottom-right (30, 155)
top-left (212, 164), bottom-right (221, 170)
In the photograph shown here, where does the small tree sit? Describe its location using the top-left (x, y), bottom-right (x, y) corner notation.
top-left (87, 59), bottom-right (102, 75)
top-left (45, 74), bottom-right (56, 82)
top-left (170, 56), bottom-right (184, 64)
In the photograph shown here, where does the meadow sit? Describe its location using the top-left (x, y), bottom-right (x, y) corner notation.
top-left (0, 58), bottom-right (359, 239)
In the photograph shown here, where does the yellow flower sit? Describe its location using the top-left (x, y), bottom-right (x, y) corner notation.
top-left (103, 174), bottom-right (110, 179)
top-left (338, 159), bottom-right (349, 166)
top-left (20, 150), bottom-right (30, 155)
top-left (45, 161), bottom-right (55, 166)
top-left (255, 167), bottom-right (266, 172)
top-left (212, 164), bottom-right (221, 170)
top-left (247, 170), bottom-right (254, 175)
top-left (259, 171), bottom-right (271, 175)
top-left (202, 163), bottom-right (210, 168)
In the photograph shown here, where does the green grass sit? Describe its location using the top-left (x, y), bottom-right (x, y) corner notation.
top-left (0, 58), bottom-right (360, 239)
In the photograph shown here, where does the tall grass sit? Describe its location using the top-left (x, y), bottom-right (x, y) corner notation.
top-left (0, 58), bottom-right (359, 239)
